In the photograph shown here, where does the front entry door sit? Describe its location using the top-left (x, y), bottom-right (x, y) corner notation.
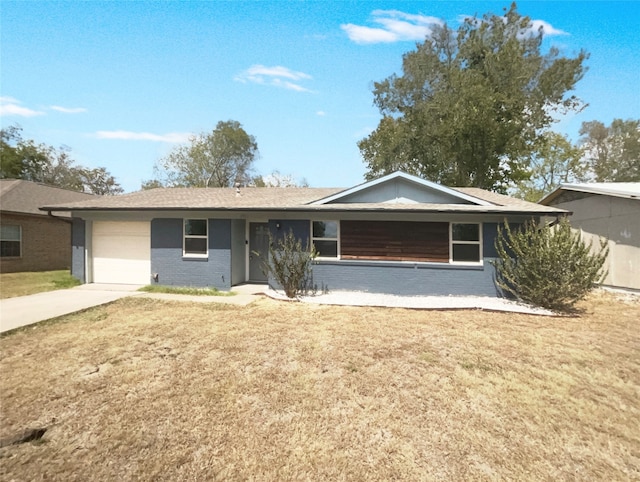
top-left (249, 222), bottom-right (269, 282)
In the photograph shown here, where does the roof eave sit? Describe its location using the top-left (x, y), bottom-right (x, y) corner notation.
top-left (43, 205), bottom-right (569, 216)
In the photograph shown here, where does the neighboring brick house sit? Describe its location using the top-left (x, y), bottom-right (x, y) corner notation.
top-left (0, 180), bottom-right (95, 273)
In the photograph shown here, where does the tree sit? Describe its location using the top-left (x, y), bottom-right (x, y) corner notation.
top-left (0, 125), bottom-right (27, 178)
top-left (251, 170), bottom-right (309, 187)
top-left (492, 218), bottom-right (608, 312)
top-left (360, 3), bottom-right (588, 193)
top-left (153, 120), bottom-right (258, 187)
top-left (0, 125), bottom-right (123, 194)
top-left (579, 119), bottom-right (640, 182)
top-left (140, 179), bottom-right (165, 190)
top-left (512, 131), bottom-right (585, 201)
top-left (78, 167), bottom-right (124, 195)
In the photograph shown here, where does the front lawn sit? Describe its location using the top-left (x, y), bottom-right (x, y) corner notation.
top-left (0, 292), bottom-right (638, 480)
top-left (0, 270), bottom-right (80, 299)
top-left (138, 285), bottom-right (235, 296)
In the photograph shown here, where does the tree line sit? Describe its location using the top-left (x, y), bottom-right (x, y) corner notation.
top-left (1, 3), bottom-right (637, 197)
top-left (0, 125), bottom-right (123, 195)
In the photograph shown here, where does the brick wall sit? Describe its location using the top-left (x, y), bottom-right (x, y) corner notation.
top-left (0, 212), bottom-right (72, 273)
top-left (150, 218), bottom-right (232, 289)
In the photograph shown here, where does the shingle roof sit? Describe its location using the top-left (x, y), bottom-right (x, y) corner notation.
top-left (40, 184), bottom-right (565, 215)
top-left (41, 187), bottom-right (344, 210)
top-left (1, 179), bottom-right (96, 217)
top-left (539, 182), bottom-right (640, 205)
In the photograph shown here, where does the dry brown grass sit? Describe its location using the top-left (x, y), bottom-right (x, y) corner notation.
top-left (0, 291), bottom-right (638, 481)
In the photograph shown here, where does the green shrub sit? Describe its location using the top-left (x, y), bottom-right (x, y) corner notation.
top-left (258, 229), bottom-right (317, 298)
top-left (492, 217), bottom-right (608, 312)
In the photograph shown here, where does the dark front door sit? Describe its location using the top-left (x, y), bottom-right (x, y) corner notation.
top-left (249, 222), bottom-right (269, 282)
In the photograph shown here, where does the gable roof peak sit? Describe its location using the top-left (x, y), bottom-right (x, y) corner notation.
top-left (310, 171), bottom-right (493, 206)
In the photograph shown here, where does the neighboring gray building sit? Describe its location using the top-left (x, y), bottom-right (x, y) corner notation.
top-left (42, 172), bottom-right (566, 297)
top-left (540, 183), bottom-right (640, 291)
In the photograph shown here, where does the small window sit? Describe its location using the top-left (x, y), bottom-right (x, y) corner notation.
top-left (451, 223), bottom-right (481, 263)
top-left (184, 219), bottom-right (208, 256)
top-left (312, 221), bottom-right (338, 258)
top-left (0, 225), bottom-right (21, 258)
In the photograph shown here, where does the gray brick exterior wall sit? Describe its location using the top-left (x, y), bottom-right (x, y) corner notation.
top-left (310, 260), bottom-right (499, 296)
top-left (150, 218), bottom-right (232, 289)
top-left (71, 216), bottom-right (504, 296)
top-left (271, 221), bottom-right (502, 297)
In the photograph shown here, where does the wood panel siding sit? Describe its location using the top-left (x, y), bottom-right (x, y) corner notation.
top-left (341, 221), bottom-right (449, 262)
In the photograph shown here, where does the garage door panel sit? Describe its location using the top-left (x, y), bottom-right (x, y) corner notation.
top-left (92, 221), bottom-right (150, 284)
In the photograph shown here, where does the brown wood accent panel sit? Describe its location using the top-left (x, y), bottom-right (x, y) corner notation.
top-left (341, 221), bottom-right (449, 262)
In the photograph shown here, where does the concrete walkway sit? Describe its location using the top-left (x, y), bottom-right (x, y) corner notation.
top-left (0, 284), bottom-right (142, 333)
top-left (0, 284), bottom-right (266, 334)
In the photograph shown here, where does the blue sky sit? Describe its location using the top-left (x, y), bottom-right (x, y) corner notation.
top-left (2, 1), bottom-right (639, 192)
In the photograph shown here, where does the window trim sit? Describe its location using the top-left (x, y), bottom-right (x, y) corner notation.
top-left (311, 220), bottom-right (340, 259)
top-left (0, 224), bottom-right (22, 258)
top-left (450, 223), bottom-right (483, 264)
top-left (183, 218), bottom-right (208, 258)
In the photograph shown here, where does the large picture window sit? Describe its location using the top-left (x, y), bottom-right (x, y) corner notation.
top-left (311, 221), bottom-right (338, 258)
top-left (451, 223), bottom-right (481, 263)
top-left (184, 219), bottom-right (208, 256)
top-left (0, 225), bottom-right (21, 258)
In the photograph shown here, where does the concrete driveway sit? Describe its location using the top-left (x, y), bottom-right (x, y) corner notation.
top-left (0, 284), bottom-right (142, 333)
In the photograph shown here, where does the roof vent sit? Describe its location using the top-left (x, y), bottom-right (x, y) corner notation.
top-left (235, 182), bottom-right (241, 197)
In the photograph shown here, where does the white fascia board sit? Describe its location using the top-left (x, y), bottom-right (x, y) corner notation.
top-left (540, 183), bottom-right (640, 204)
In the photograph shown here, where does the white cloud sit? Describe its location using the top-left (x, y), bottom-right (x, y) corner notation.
top-left (235, 64), bottom-right (314, 92)
top-left (50, 105), bottom-right (88, 114)
top-left (95, 130), bottom-right (192, 143)
top-left (0, 97), bottom-right (45, 117)
top-left (316, 111), bottom-right (326, 116)
top-left (528, 20), bottom-right (567, 37)
top-left (342, 10), bottom-right (444, 44)
top-left (458, 14), bottom-right (567, 38)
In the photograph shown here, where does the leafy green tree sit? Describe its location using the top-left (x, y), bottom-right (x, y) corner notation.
top-left (140, 179), bottom-right (165, 190)
top-left (78, 167), bottom-right (124, 195)
top-left (0, 125), bottom-right (122, 194)
top-left (579, 119), bottom-right (640, 182)
top-left (0, 125), bottom-right (27, 178)
top-left (251, 170), bottom-right (309, 187)
top-left (360, 3), bottom-right (588, 193)
top-left (1, 126), bottom-right (50, 180)
top-left (493, 218), bottom-right (608, 312)
top-left (513, 132), bottom-right (585, 201)
top-left (153, 120), bottom-right (258, 187)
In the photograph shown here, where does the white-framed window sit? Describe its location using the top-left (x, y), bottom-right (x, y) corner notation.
top-left (450, 223), bottom-right (482, 263)
top-left (184, 219), bottom-right (208, 257)
top-left (0, 224), bottom-right (21, 258)
top-left (311, 220), bottom-right (339, 258)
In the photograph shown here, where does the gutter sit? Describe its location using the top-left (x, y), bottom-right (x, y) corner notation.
top-left (39, 206), bottom-right (571, 216)
top-left (46, 210), bottom-right (73, 223)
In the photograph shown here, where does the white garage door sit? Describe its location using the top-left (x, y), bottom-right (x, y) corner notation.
top-left (92, 221), bottom-right (151, 284)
